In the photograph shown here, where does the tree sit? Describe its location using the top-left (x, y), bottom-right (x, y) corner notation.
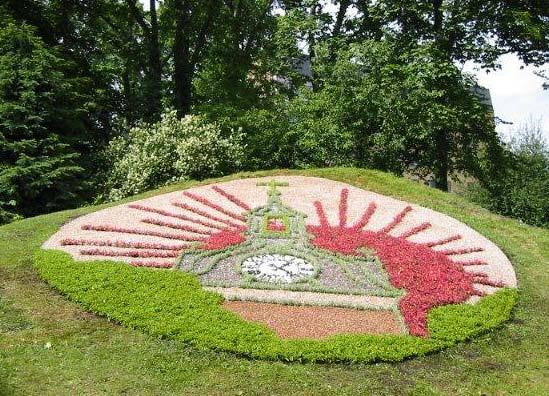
top-left (373, 0), bottom-right (548, 189)
top-left (161, 0), bottom-right (222, 116)
top-left (0, 22), bottom-right (86, 223)
top-left (273, 1), bottom-right (547, 189)
top-left (195, 0), bottom-right (277, 113)
top-left (467, 118), bottom-right (549, 227)
top-left (4, 0), bottom-right (132, 158)
top-left (126, 0), bottom-right (163, 121)
top-left (270, 40), bottom-right (500, 180)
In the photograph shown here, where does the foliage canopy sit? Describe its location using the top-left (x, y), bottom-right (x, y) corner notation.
top-left (0, 1), bottom-right (547, 225)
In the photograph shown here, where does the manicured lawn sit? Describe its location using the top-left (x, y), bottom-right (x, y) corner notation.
top-left (1, 168), bottom-right (548, 395)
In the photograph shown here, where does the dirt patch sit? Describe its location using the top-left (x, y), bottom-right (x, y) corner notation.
top-left (223, 301), bottom-right (404, 339)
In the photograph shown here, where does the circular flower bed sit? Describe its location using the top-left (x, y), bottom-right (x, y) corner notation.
top-left (36, 175), bottom-right (518, 362)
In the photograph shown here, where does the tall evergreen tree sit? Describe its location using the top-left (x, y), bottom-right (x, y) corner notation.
top-left (0, 22), bottom-right (85, 223)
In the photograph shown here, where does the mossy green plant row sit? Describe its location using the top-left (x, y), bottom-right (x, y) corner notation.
top-left (33, 250), bottom-right (516, 363)
top-left (32, 170), bottom-right (518, 363)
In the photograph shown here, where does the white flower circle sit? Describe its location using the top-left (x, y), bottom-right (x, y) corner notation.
top-left (241, 254), bottom-right (315, 283)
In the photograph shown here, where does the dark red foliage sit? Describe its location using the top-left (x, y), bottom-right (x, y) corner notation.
top-left (183, 191), bottom-right (247, 222)
top-left (211, 186), bottom-right (251, 211)
top-left (306, 189), bottom-right (493, 337)
top-left (439, 247), bottom-right (484, 256)
top-left (425, 235), bottom-right (462, 247)
top-left (306, 223), bottom-right (477, 336)
top-left (81, 224), bottom-right (204, 242)
top-left (80, 248), bottom-right (179, 258)
top-left (171, 201), bottom-right (244, 229)
top-left (128, 204), bottom-right (227, 230)
top-left (61, 238), bottom-right (185, 250)
top-left (267, 219), bottom-right (286, 232)
top-left (142, 217), bottom-right (213, 235)
top-left (201, 229), bottom-right (247, 250)
top-left (130, 260), bottom-right (174, 268)
top-left (398, 222), bottom-right (431, 239)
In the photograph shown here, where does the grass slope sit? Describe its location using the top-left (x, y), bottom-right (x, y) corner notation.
top-left (1, 168), bottom-right (548, 395)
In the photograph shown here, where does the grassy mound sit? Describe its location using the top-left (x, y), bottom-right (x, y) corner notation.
top-left (1, 168), bottom-right (548, 393)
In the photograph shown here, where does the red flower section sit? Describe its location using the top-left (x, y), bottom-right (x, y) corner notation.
top-left (307, 224), bottom-right (477, 336)
top-left (201, 229), bottom-right (247, 250)
top-left (211, 186), bottom-right (251, 211)
top-left (82, 224), bottom-right (204, 242)
top-left (267, 219), bottom-right (286, 232)
top-left (60, 238), bottom-right (185, 250)
top-left (78, 185), bottom-right (253, 270)
top-left (307, 189), bottom-right (502, 337)
top-left (130, 260), bottom-right (174, 268)
top-left (80, 248), bottom-right (179, 258)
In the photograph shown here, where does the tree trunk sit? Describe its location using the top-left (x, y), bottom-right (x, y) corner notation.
top-left (432, 0), bottom-right (449, 191)
top-left (172, 0), bottom-right (219, 116)
top-left (434, 129), bottom-right (449, 191)
top-left (173, 8), bottom-right (192, 116)
top-left (308, 2), bottom-right (320, 91)
top-left (126, 0), bottom-right (163, 121)
top-left (329, 0), bottom-right (350, 61)
top-left (147, 0), bottom-right (162, 120)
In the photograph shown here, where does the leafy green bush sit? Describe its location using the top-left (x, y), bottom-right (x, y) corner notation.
top-left (104, 110), bottom-right (244, 201)
top-left (34, 248), bottom-right (517, 363)
top-left (467, 119), bottom-right (549, 228)
top-left (217, 40), bottom-right (497, 178)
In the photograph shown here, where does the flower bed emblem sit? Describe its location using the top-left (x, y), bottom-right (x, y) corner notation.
top-left (45, 175), bottom-right (516, 340)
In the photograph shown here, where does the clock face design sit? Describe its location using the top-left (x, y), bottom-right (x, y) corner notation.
top-left (241, 254), bottom-right (315, 283)
top-left (43, 176), bottom-right (517, 338)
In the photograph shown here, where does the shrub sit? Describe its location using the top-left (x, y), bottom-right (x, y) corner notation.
top-left (467, 119), bottom-right (549, 228)
top-left (104, 110), bottom-right (244, 201)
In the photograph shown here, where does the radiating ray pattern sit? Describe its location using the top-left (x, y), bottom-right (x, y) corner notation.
top-left (71, 186), bottom-right (252, 267)
top-left (306, 188), bottom-right (504, 336)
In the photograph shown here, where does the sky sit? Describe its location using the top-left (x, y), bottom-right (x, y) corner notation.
top-left (463, 55), bottom-right (548, 142)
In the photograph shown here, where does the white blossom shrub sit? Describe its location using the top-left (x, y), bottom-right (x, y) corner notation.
top-left (105, 110), bottom-right (244, 201)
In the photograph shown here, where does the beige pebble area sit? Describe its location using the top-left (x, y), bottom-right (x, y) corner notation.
top-left (43, 175), bottom-right (517, 304)
top-left (206, 287), bottom-right (399, 310)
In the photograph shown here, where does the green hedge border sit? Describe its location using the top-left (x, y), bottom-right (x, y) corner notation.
top-left (32, 171), bottom-right (518, 363)
top-left (33, 250), bottom-right (516, 363)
